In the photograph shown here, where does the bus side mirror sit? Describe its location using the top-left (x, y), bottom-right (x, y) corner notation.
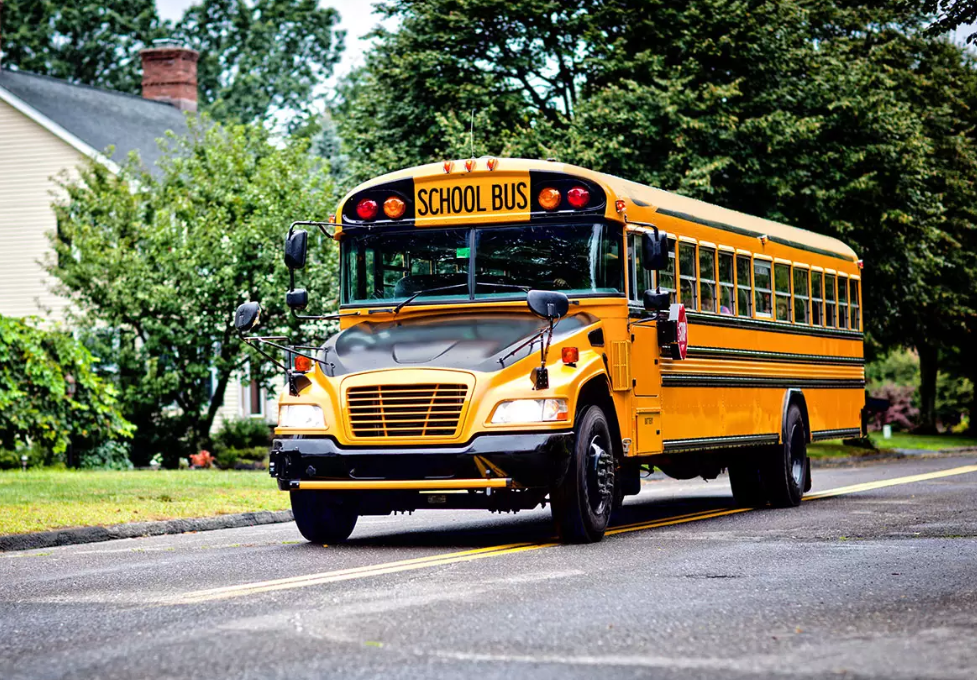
top-left (642, 231), bottom-right (669, 270)
top-left (284, 229), bottom-right (308, 270)
top-left (286, 288), bottom-right (308, 311)
top-left (643, 289), bottom-right (670, 311)
top-left (234, 301), bottom-right (261, 333)
top-left (527, 290), bottom-right (570, 320)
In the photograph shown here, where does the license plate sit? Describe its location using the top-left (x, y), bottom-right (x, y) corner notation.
top-left (414, 172), bottom-right (531, 226)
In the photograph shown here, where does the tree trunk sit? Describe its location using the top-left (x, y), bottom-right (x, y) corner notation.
top-left (916, 343), bottom-right (939, 434)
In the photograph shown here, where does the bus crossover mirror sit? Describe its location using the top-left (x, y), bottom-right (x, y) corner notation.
top-left (641, 231), bottom-right (669, 270)
top-left (643, 289), bottom-right (670, 311)
top-left (286, 288), bottom-right (308, 311)
top-left (284, 229), bottom-right (309, 270)
top-left (234, 301), bottom-right (262, 333)
top-left (527, 290), bottom-right (570, 320)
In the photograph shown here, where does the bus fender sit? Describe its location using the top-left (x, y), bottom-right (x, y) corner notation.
top-left (780, 388), bottom-right (810, 444)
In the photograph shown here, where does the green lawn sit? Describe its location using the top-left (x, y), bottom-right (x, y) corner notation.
top-left (0, 469), bottom-right (289, 536)
top-left (808, 431), bottom-right (977, 459)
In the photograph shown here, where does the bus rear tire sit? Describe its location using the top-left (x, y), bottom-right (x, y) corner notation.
top-left (728, 455), bottom-right (767, 507)
top-left (550, 405), bottom-right (616, 544)
top-left (290, 490), bottom-right (359, 544)
top-left (761, 405), bottom-right (807, 508)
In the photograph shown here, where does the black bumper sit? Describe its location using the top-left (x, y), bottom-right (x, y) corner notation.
top-left (270, 431), bottom-right (574, 489)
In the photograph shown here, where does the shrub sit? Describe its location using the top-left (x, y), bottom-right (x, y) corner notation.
top-left (870, 384), bottom-right (919, 431)
top-left (190, 450), bottom-right (214, 468)
top-left (213, 418), bottom-right (272, 451)
top-left (214, 446), bottom-right (268, 470)
top-left (78, 441), bottom-right (133, 470)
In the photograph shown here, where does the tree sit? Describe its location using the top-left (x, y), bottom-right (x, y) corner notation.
top-left (0, 316), bottom-right (133, 456)
top-left (925, 1), bottom-right (977, 43)
top-left (50, 117), bottom-right (338, 465)
top-left (174, 0), bottom-right (345, 127)
top-left (0, 0), bottom-right (163, 93)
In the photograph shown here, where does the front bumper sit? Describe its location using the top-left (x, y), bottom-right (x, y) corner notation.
top-left (269, 431), bottom-right (574, 490)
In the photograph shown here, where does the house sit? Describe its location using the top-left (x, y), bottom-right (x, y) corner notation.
top-left (0, 17), bottom-right (275, 433)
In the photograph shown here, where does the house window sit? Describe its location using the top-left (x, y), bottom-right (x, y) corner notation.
top-left (248, 380), bottom-right (265, 418)
top-left (718, 251), bottom-right (734, 315)
top-left (754, 259), bottom-right (773, 317)
top-left (736, 254), bottom-right (752, 317)
top-left (679, 242), bottom-right (698, 310)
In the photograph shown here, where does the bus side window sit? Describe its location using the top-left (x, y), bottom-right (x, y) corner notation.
top-left (699, 246), bottom-right (717, 313)
top-left (754, 259), bottom-right (773, 317)
top-left (774, 263), bottom-right (791, 322)
top-left (825, 273), bottom-right (837, 327)
top-left (838, 275), bottom-right (849, 329)
top-left (627, 234), bottom-right (654, 304)
top-left (793, 267), bottom-right (810, 324)
top-left (850, 279), bottom-right (861, 330)
top-left (736, 254), bottom-right (752, 317)
top-left (679, 242), bottom-right (698, 310)
top-left (718, 251), bottom-right (734, 315)
top-left (811, 270), bottom-right (824, 325)
top-left (656, 238), bottom-right (677, 303)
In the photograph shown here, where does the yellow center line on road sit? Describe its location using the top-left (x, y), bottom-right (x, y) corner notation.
top-left (167, 463), bottom-right (977, 605)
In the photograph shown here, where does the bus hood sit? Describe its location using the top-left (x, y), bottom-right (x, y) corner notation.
top-left (322, 310), bottom-right (597, 377)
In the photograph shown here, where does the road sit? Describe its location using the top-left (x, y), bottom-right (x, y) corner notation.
top-left (2, 454), bottom-right (976, 680)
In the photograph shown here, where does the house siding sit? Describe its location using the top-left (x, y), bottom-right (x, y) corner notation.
top-left (0, 98), bottom-right (84, 322)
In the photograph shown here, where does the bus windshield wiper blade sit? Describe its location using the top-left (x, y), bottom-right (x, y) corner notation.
top-left (474, 281), bottom-right (530, 292)
top-left (392, 283), bottom-right (468, 313)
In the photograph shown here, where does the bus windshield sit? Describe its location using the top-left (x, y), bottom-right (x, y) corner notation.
top-left (341, 222), bottom-right (623, 305)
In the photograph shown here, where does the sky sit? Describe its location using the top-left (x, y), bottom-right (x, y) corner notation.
top-left (155, 0), bottom-right (386, 84)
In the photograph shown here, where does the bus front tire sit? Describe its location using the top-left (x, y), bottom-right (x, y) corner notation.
top-left (550, 405), bottom-right (616, 544)
top-left (290, 490), bottom-right (359, 544)
top-left (761, 405), bottom-right (807, 508)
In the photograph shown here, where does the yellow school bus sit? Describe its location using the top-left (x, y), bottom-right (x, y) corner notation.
top-left (234, 158), bottom-right (865, 544)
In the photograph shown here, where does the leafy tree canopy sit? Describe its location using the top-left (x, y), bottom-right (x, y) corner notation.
top-left (0, 316), bottom-right (133, 455)
top-left (0, 0), bottom-right (163, 93)
top-left (50, 117), bottom-right (338, 465)
top-left (925, 0), bottom-right (977, 43)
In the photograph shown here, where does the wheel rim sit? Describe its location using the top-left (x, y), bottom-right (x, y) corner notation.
top-left (586, 433), bottom-right (614, 515)
top-left (788, 422), bottom-right (806, 488)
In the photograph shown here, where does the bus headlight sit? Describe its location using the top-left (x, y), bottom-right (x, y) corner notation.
top-left (278, 404), bottom-right (326, 429)
top-left (491, 399), bottom-right (568, 424)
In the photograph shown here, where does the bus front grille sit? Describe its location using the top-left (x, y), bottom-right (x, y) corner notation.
top-left (346, 383), bottom-right (468, 438)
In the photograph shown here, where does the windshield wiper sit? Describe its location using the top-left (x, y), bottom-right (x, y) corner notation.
top-left (475, 282), bottom-right (530, 292)
top-left (392, 283), bottom-right (468, 313)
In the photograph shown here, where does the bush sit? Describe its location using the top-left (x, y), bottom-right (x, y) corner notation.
top-left (213, 418), bottom-right (272, 451)
top-left (78, 440), bottom-right (133, 470)
top-left (870, 384), bottom-right (919, 431)
top-left (214, 446), bottom-right (268, 470)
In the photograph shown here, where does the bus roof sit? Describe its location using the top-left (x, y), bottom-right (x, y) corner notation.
top-left (340, 158), bottom-right (859, 262)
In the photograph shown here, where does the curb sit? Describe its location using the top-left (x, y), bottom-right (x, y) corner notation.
top-left (0, 510), bottom-right (294, 553)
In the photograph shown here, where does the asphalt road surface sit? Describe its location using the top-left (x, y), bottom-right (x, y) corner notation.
top-left (2, 454), bottom-right (976, 680)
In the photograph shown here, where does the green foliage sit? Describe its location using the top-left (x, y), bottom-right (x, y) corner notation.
top-left (213, 417), bottom-right (272, 451)
top-left (0, 317), bottom-right (133, 456)
top-left (49, 117), bottom-right (337, 466)
top-left (214, 445), bottom-right (268, 470)
top-left (78, 441), bottom-right (134, 471)
top-left (174, 0), bottom-right (345, 127)
top-left (867, 349), bottom-right (920, 389)
top-left (925, 1), bottom-right (977, 43)
top-left (337, 0), bottom-right (977, 355)
top-left (0, 0), bottom-right (163, 93)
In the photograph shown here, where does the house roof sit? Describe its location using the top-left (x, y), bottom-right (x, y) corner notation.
top-left (0, 68), bottom-right (188, 175)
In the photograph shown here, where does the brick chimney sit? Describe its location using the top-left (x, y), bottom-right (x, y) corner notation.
top-left (139, 39), bottom-right (199, 112)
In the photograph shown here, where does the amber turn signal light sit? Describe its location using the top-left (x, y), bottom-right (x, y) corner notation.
top-left (562, 347), bottom-right (579, 364)
top-left (383, 196), bottom-right (406, 219)
top-left (294, 355), bottom-right (313, 372)
top-left (538, 187), bottom-right (561, 211)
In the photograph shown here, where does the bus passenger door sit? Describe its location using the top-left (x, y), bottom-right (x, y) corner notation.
top-left (631, 322), bottom-right (663, 453)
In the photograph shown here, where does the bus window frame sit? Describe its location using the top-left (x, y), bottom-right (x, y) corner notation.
top-left (718, 246), bottom-right (735, 316)
top-left (792, 264), bottom-right (810, 325)
top-left (824, 270), bottom-right (837, 328)
top-left (753, 255), bottom-right (774, 319)
top-left (837, 273), bottom-right (849, 329)
top-left (810, 267), bottom-right (824, 326)
top-left (774, 258), bottom-right (792, 323)
top-left (698, 242), bottom-right (718, 314)
top-left (627, 232), bottom-right (655, 306)
top-left (735, 250), bottom-right (753, 318)
top-left (850, 275), bottom-right (861, 330)
top-left (678, 238), bottom-right (698, 311)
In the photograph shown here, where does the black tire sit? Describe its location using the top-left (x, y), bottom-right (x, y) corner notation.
top-left (761, 404), bottom-right (808, 507)
top-left (728, 453), bottom-right (767, 507)
top-left (550, 405), bottom-right (616, 543)
top-left (290, 490), bottom-right (359, 544)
